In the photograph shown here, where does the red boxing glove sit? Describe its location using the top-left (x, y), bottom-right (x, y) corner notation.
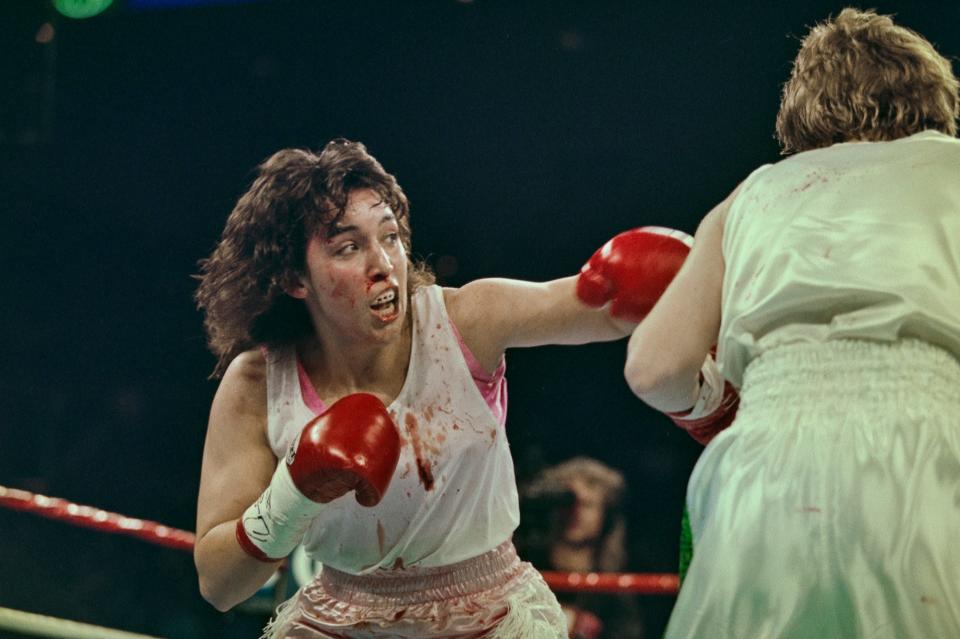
top-left (286, 393), bottom-right (400, 507)
top-left (236, 393), bottom-right (401, 562)
top-left (666, 352), bottom-right (739, 445)
top-left (576, 226), bottom-right (693, 322)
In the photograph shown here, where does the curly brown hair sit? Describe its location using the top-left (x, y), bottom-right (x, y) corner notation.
top-left (195, 139), bottom-right (434, 377)
top-left (776, 8), bottom-right (959, 154)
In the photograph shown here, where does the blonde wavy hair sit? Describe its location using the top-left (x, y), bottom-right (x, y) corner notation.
top-left (776, 8), bottom-right (959, 154)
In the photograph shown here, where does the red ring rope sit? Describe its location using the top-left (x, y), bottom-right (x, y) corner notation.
top-left (541, 570), bottom-right (678, 595)
top-left (0, 485), bottom-right (195, 552)
top-left (0, 484), bottom-right (678, 595)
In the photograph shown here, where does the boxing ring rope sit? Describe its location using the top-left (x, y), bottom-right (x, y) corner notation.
top-left (0, 607), bottom-right (164, 639)
top-left (540, 570), bottom-right (678, 595)
top-left (0, 483), bottom-right (678, 635)
top-left (0, 485), bottom-right (196, 551)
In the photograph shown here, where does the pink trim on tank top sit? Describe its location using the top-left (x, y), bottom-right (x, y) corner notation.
top-left (295, 319), bottom-right (508, 426)
top-left (448, 317), bottom-right (508, 426)
top-left (296, 357), bottom-right (328, 415)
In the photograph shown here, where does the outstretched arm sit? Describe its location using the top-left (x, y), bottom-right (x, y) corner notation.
top-left (444, 276), bottom-right (629, 371)
top-left (445, 228), bottom-right (693, 372)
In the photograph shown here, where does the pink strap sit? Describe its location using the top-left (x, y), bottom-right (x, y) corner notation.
top-left (448, 319), bottom-right (508, 426)
top-left (296, 357), bottom-right (327, 414)
top-left (295, 321), bottom-right (508, 425)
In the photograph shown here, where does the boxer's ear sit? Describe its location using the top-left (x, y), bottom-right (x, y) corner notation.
top-left (285, 282), bottom-right (308, 300)
top-left (279, 272), bottom-right (308, 299)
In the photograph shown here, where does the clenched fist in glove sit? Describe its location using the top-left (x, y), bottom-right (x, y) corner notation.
top-left (235, 393), bottom-right (400, 562)
top-left (576, 227), bottom-right (692, 322)
top-left (665, 352), bottom-right (739, 445)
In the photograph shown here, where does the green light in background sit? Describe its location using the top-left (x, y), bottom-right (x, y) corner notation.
top-left (53, 0), bottom-right (114, 19)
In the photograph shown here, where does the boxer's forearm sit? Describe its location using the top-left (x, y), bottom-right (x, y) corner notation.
top-left (625, 358), bottom-right (702, 413)
top-left (195, 520), bottom-right (281, 611)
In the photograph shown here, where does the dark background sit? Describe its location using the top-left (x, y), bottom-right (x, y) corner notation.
top-left (1, 1), bottom-right (957, 637)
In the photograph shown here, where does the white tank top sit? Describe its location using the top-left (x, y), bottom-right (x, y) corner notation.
top-left (718, 130), bottom-right (960, 388)
top-left (264, 285), bottom-right (520, 573)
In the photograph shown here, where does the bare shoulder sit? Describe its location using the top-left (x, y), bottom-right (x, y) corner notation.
top-left (443, 281), bottom-right (501, 332)
top-left (696, 180), bottom-right (744, 241)
top-left (442, 280), bottom-right (516, 371)
top-left (224, 348), bottom-right (266, 386)
top-left (442, 284), bottom-right (465, 321)
top-left (210, 348), bottom-right (268, 439)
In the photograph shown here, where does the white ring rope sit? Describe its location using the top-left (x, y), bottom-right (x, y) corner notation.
top-left (0, 606), bottom-right (165, 639)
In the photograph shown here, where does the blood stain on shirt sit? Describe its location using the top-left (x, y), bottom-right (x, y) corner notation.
top-left (404, 413), bottom-right (435, 491)
top-left (416, 458), bottom-right (435, 491)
